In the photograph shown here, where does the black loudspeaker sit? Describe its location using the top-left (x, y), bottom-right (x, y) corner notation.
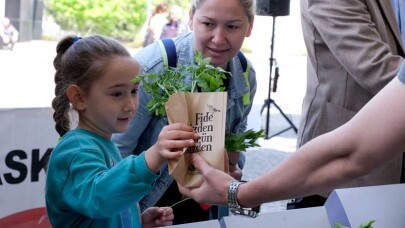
top-left (256, 0), bottom-right (290, 17)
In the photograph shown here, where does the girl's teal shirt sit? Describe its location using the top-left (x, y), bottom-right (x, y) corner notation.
top-left (46, 129), bottom-right (159, 227)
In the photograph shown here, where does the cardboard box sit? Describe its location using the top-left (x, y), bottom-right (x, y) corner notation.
top-left (325, 183), bottom-right (405, 227)
top-left (168, 219), bottom-right (221, 228)
top-left (167, 184), bottom-right (405, 227)
top-left (220, 206), bottom-right (330, 228)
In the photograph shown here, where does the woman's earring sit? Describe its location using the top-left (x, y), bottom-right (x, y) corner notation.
top-left (78, 106), bottom-right (86, 111)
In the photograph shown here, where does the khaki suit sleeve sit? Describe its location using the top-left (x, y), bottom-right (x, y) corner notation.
top-left (307, 0), bottom-right (403, 95)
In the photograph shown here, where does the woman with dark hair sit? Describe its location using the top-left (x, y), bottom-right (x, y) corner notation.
top-left (143, 3), bottom-right (169, 47)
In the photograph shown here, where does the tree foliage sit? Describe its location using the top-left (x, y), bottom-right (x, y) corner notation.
top-left (166, 0), bottom-right (191, 10)
top-left (45, 0), bottom-right (147, 41)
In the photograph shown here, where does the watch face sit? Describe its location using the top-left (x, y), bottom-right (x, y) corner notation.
top-left (230, 207), bottom-right (258, 218)
top-left (230, 207), bottom-right (242, 215)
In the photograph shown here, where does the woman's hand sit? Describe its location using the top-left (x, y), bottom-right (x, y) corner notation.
top-left (142, 207), bottom-right (174, 227)
top-left (178, 153), bottom-right (235, 205)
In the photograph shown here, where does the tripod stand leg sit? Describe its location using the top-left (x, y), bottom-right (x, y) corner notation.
top-left (271, 100), bottom-right (298, 133)
top-left (262, 99), bottom-right (298, 139)
top-left (269, 127), bottom-right (294, 138)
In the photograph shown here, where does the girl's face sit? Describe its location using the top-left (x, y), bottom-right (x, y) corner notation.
top-left (78, 57), bottom-right (140, 139)
top-left (189, 0), bottom-right (254, 69)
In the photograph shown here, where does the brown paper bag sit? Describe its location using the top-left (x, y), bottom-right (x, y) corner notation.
top-left (165, 92), bottom-right (227, 187)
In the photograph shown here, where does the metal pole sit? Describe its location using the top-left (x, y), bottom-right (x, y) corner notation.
top-left (264, 16), bottom-right (276, 138)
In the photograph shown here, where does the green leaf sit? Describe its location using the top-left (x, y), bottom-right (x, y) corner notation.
top-left (135, 51), bottom-right (265, 153)
top-left (225, 129), bottom-right (266, 152)
top-left (359, 220), bottom-right (375, 228)
top-left (334, 220), bottom-right (375, 228)
top-left (135, 51), bottom-right (229, 116)
top-left (334, 222), bottom-right (348, 228)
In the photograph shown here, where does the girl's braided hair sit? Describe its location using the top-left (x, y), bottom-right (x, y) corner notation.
top-left (51, 35), bottom-right (130, 137)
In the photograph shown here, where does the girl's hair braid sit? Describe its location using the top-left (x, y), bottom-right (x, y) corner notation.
top-left (51, 35), bottom-right (131, 137)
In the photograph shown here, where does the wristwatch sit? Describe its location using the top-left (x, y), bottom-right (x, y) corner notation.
top-left (228, 181), bottom-right (259, 218)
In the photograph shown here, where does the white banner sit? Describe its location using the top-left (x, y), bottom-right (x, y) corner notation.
top-left (0, 107), bottom-right (58, 226)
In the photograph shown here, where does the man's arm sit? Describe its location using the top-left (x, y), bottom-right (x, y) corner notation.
top-left (179, 77), bottom-right (405, 207)
top-left (238, 77), bottom-right (405, 207)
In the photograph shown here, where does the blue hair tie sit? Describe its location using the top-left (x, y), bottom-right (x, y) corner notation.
top-left (72, 36), bottom-right (82, 45)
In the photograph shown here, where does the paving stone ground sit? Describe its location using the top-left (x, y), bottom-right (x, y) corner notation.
top-left (243, 110), bottom-right (301, 214)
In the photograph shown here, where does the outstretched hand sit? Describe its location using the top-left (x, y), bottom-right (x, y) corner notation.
top-left (146, 123), bottom-right (197, 172)
top-left (178, 153), bottom-right (236, 205)
top-left (142, 207), bottom-right (174, 228)
top-left (155, 123), bottom-right (198, 160)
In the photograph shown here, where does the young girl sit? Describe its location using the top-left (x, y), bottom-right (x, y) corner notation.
top-left (45, 35), bottom-right (197, 228)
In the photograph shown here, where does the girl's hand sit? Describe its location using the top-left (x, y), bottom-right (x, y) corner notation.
top-left (142, 207), bottom-right (174, 228)
top-left (155, 123), bottom-right (197, 160)
top-left (145, 123), bottom-right (197, 172)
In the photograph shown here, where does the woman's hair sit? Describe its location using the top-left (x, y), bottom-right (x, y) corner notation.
top-left (191, 0), bottom-right (256, 23)
top-left (148, 3), bottom-right (168, 26)
top-left (52, 35), bottom-right (130, 137)
top-left (153, 3), bottom-right (168, 16)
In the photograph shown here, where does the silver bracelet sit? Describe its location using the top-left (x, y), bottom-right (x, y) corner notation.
top-left (228, 181), bottom-right (258, 218)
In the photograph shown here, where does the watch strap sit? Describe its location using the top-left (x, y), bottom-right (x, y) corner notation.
top-left (228, 181), bottom-right (258, 218)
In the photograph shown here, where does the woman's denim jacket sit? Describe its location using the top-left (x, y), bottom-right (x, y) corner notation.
top-left (112, 32), bottom-right (257, 211)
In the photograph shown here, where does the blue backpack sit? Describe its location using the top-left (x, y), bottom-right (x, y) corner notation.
top-left (157, 38), bottom-right (251, 105)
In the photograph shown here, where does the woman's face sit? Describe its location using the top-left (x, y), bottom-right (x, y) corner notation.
top-left (189, 0), bottom-right (254, 69)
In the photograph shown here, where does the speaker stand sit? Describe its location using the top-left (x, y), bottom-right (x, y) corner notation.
top-left (261, 16), bottom-right (298, 139)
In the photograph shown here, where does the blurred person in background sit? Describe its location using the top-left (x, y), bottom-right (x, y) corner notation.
top-left (143, 3), bottom-right (169, 47)
top-left (0, 17), bottom-right (19, 50)
top-left (160, 5), bottom-right (189, 39)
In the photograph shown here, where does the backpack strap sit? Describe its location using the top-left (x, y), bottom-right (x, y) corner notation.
top-left (237, 51), bottom-right (251, 106)
top-left (158, 38), bottom-right (177, 68)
